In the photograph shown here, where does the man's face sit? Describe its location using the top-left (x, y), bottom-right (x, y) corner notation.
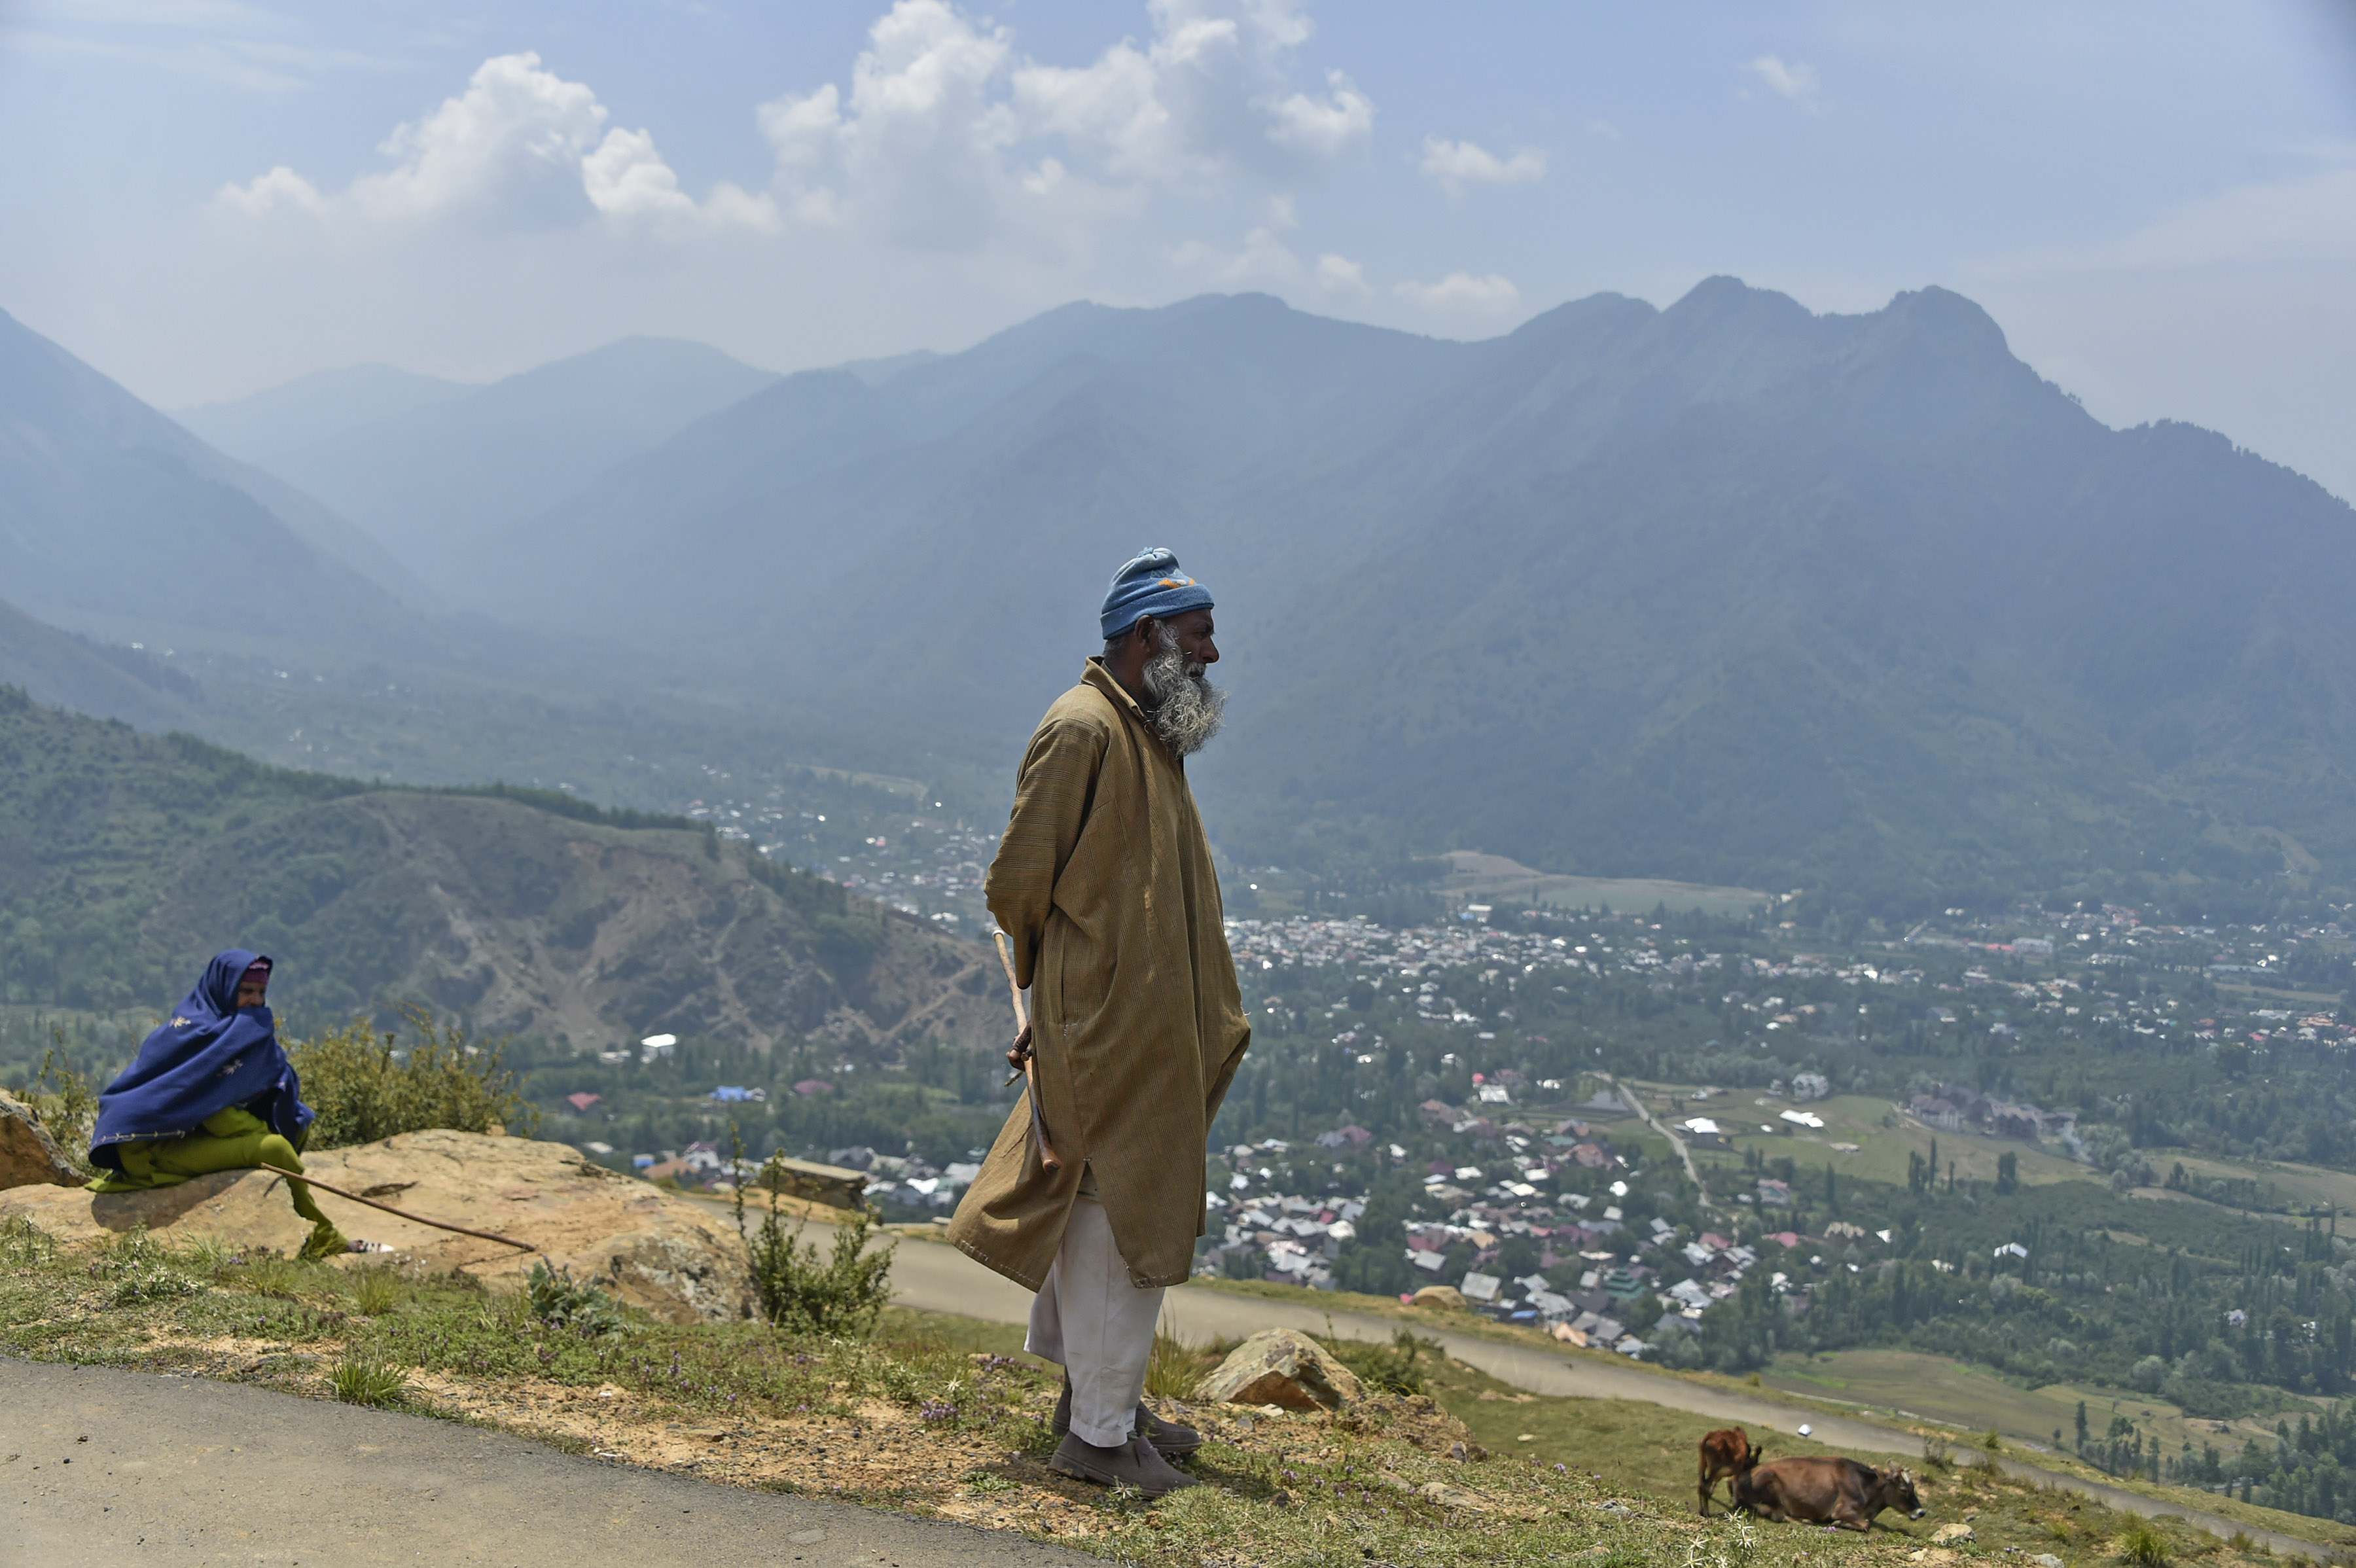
top-left (1161, 609), bottom-right (1218, 671)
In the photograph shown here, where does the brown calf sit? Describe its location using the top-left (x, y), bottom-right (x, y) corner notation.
top-left (1730, 1456), bottom-right (1925, 1531)
top-left (1696, 1427), bottom-right (1760, 1515)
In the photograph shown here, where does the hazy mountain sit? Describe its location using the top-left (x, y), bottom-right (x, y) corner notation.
top-left (0, 308), bottom-right (432, 646)
top-left (485, 282), bottom-right (2356, 916)
top-left (0, 686), bottom-right (999, 1052)
top-left (215, 338), bottom-right (781, 591)
top-left (177, 363), bottom-right (474, 467)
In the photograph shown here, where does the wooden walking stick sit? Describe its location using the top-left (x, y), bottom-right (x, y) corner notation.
top-left (993, 929), bottom-right (1064, 1173)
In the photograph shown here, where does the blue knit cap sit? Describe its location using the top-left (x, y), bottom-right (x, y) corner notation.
top-left (1099, 546), bottom-right (1214, 639)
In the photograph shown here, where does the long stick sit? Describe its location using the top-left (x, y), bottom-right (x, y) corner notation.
top-left (282, 1172), bottom-right (537, 1253)
top-left (993, 930), bottom-right (1064, 1173)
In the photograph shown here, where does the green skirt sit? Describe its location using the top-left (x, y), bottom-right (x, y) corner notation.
top-left (88, 1107), bottom-right (349, 1260)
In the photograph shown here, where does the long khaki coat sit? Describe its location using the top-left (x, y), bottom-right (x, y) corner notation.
top-left (946, 660), bottom-right (1251, 1290)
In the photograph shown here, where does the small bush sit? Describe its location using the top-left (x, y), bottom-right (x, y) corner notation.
top-left (1320, 1327), bottom-right (1436, 1397)
top-left (7, 1044), bottom-right (98, 1177)
top-left (101, 1228), bottom-right (201, 1306)
top-left (287, 1006), bottom-right (536, 1149)
top-left (1921, 1434), bottom-right (1955, 1471)
top-left (350, 1266), bottom-right (403, 1317)
top-left (243, 1254), bottom-right (309, 1298)
top-left (0, 1215), bottom-right (58, 1267)
top-left (2118, 1519), bottom-right (2169, 1567)
top-left (1145, 1326), bottom-right (1207, 1400)
top-left (525, 1260), bottom-right (627, 1337)
top-left (734, 1158), bottom-right (895, 1338)
top-left (329, 1347), bottom-right (409, 1407)
top-left (1982, 1429), bottom-right (2005, 1452)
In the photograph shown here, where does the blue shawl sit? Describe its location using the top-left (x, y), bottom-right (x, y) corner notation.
top-left (89, 949), bottom-right (315, 1169)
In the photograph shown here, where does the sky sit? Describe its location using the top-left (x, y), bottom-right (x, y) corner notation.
top-left (4, 1), bottom-right (2354, 499)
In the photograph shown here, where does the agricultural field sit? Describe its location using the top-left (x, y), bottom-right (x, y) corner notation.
top-left (1760, 1349), bottom-right (2290, 1461)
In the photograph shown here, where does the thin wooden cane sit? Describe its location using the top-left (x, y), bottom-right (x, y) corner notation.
top-left (280, 1171), bottom-right (537, 1253)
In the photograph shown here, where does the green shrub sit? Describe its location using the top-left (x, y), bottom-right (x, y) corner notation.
top-left (734, 1160), bottom-right (896, 1338)
top-left (2118, 1519), bottom-right (2169, 1566)
top-left (0, 1215), bottom-right (58, 1267)
top-left (525, 1261), bottom-right (627, 1337)
top-left (1145, 1326), bottom-right (1206, 1400)
top-left (329, 1346), bottom-right (409, 1407)
top-left (101, 1229), bottom-right (200, 1306)
top-left (349, 1266), bottom-right (403, 1317)
top-left (287, 1006), bottom-right (535, 1148)
top-left (1319, 1327), bottom-right (1436, 1396)
top-left (7, 1043), bottom-right (99, 1177)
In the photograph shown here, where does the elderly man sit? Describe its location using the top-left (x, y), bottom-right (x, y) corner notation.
top-left (947, 546), bottom-right (1252, 1497)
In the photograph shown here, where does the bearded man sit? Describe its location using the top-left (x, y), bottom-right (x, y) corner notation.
top-left (946, 546), bottom-right (1252, 1497)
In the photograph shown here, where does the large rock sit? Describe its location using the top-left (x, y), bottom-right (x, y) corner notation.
top-left (1196, 1327), bottom-right (1366, 1411)
top-left (0, 1090), bottom-right (82, 1190)
top-left (0, 1129), bottom-right (753, 1324)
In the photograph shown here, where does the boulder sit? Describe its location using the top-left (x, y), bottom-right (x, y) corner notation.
top-left (1929, 1524), bottom-right (1975, 1546)
top-left (0, 1129), bottom-right (753, 1323)
top-left (1196, 1327), bottom-right (1366, 1411)
top-left (1410, 1285), bottom-right (1467, 1310)
top-left (0, 1091), bottom-right (82, 1190)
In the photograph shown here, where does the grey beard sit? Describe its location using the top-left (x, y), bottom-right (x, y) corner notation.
top-left (1141, 630), bottom-right (1224, 757)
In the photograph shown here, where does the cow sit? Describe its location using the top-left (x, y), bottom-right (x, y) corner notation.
top-left (1696, 1427), bottom-right (1762, 1515)
top-left (1730, 1456), bottom-right (1925, 1532)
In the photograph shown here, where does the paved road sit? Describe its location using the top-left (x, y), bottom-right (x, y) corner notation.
top-left (862, 1215), bottom-right (2329, 1560)
top-left (1, 1358), bottom-right (1094, 1568)
top-left (1601, 1073), bottom-right (1715, 1214)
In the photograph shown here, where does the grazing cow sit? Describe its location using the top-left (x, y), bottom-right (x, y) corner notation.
top-left (1696, 1427), bottom-right (1761, 1515)
top-left (1731, 1456), bottom-right (1925, 1531)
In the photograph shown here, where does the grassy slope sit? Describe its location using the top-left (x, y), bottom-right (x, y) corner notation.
top-left (5, 1216), bottom-right (2325, 1568)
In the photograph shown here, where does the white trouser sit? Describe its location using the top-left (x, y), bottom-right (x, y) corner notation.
top-left (1025, 1194), bottom-right (1166, 1447)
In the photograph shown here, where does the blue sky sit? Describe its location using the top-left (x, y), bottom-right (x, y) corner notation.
top-left (5, 1), bottom-right (2353, 497)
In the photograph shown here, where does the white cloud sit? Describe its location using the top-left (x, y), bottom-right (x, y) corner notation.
top-left (1742, 53), bottom-right (1821, 107)
top-left (1313, 253), bottom-right (1369, 294)
top-left (1266, 69), bottom-right (1375, 159)
top-left (213, 4), bottom-right (1373, 262)
top-left (217, 52), bottom-right (776, 234)
top-left (768, 0), bottom-right (1375, 251)
top-left (1393, 271), bottom-right (1521, 315)
top-left (1172, 224), bottom-right (1301, 285)
top-left (1418, 135), bottom-right (1546, 194)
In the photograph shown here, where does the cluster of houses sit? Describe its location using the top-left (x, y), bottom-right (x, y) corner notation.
top-left (1906, 1084), bottom-right (2075, 1143)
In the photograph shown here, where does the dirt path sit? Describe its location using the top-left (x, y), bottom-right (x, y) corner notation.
top-left (1, 1357), bottom-right (1094, 1568)
top-left (1601, 1073), bottom-right (1715, 1210)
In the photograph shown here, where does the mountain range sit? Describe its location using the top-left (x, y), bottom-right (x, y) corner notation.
top-left (10, 281), bottom-right (2355, 919)
top-left (448, 281), bottom-right (2356, 915)
top-left (177, 339), bottom-right (780, 592)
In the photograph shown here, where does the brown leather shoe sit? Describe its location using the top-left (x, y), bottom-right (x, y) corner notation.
top-left (1052, 1381), bottom-right (1203, 1457)
top-left (1048, 1433), bottom-right (1200, 1497)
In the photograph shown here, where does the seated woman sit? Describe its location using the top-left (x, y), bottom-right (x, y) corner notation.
top-left (87, 950), bottom-right (349, 1260)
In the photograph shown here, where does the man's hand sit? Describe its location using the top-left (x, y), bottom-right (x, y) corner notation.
top-left (1005, 1021), bottom-right (1034, 1076)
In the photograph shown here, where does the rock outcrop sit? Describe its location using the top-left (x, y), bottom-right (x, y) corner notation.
top-left (0, 1090), bottom-right (82, 1190)
top-left (1195, 1327), bottom-right (1366, 1411)
top-left (0, 1129), bottom-right (753, 1323)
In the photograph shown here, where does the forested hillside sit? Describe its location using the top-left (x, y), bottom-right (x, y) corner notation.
top-left (0, 685), bottom-right (997, 1054)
